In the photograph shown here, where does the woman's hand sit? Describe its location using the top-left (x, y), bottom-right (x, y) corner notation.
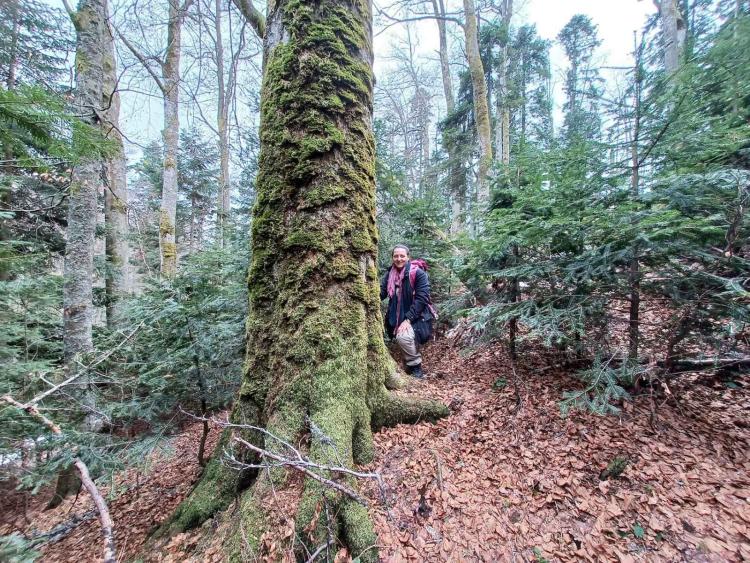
top-left (396, 319), bottom-right (411, 336)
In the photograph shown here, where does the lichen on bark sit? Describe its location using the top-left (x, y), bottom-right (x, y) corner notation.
top-left (160, 0), bottom-right (448, 558)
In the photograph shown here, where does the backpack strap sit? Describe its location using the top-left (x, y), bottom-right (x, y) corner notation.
top-left (409, 264), bottom-right (418, 291)
top-left (408, 265), bottom-right (439, 321)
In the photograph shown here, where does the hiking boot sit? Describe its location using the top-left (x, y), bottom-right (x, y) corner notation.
top-left (409, 364), bottom-right (424, 379)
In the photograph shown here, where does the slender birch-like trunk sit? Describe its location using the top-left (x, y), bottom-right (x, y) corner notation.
top-left (629, 34), bottom-right (643, 361)
top-left (6, 0), bottom-right (19, 90)
top-left (215, 0), bottom-right (231, 246)
top-left (116, 0), bottom-right (192, 276)
top-left (430, 0), bottom-right (465, 233)
top-left (494, 0), bottom-right (512, 167)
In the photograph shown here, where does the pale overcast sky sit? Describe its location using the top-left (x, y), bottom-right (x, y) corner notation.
top-left (48, 0), bottom-right (657, 159)
top-left (373, 0), bottom-right (656, 126)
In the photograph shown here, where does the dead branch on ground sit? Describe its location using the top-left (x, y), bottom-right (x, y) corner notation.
top-left (1, 396), bottom-right (116, 563)
top-left (183, 412), bottom-right (388, 507)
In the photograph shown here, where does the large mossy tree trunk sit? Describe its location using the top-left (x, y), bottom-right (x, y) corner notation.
top-left (161, 0), bottom-right (448, 558)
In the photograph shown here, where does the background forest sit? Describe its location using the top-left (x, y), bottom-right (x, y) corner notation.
top-left (0, 0), bottom-right (748, 560)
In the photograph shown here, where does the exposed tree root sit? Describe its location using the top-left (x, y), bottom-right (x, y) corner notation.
top-left (153, 0), bottom-right (452, 556)
top-left (370, 391), bottom-right (451, 430)
top-left (154, 402), bottom-right (262, 537)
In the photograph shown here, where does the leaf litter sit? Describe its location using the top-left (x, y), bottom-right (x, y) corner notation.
top-left (1, 337), bottom-right (748, 562)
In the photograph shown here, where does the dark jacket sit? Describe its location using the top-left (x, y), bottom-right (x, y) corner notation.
top-left (380, 261), bottom-right (433, 344)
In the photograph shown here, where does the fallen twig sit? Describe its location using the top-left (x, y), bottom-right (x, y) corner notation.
top-left (28, 510), bottom-right (96, 544)
top-left (231, 436), bottom-right (372, 506)
top-left (304, 538), bottom-right (334, 563)
top-left (2, 396), bottom-right (116, 563)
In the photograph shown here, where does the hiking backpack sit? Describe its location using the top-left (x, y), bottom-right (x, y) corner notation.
top-left (409, 259), bottom-right (438, 320)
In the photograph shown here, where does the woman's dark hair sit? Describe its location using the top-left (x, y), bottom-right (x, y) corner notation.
top-left (392, 244), bottom-right (410, 256)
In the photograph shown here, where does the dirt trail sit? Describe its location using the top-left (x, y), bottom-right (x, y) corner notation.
top-left (2, 339), bottom-right (748, 562)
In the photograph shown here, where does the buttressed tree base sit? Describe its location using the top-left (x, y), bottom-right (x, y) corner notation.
top-left (159, 0), bottom-right (449, 558)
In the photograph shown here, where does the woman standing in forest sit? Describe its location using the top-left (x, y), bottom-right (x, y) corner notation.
top-left (380, 244), bottom-right (435, 378)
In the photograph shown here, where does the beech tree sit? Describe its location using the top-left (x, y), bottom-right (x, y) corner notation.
top-left (494, 0), bottom-right (512, 166)
top-left (653, 0), bottom-right (686, 72)
top-left (183, 0), bottom-right (255, 246)
top-left (102, 10), bottom-right (130, 326)
top-left (463, 0), bottom-right (493, 203)
top-left (118, 0), bottom-right (195, 277)
top-left (49, 0), bottom-right (112, 507)
top-left (161, 0), bottom-right (448, 558)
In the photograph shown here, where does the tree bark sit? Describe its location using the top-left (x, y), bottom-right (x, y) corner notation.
top-left (215, 0), bottom-right (231, 246)
top-left (114, 1), bottom-right (192, 276)
top-left (430, 0), bottom-right (464, 234)
top-left (0, 1), bottom-right (19, 281)
top-left (161, 0), bottom-right (448, 558)
top-left (463, 0), bottom-right (493, 204)
top-left (432, 0), bottom-right (453, 114)
top-left (628, 33), bottom-right (642, 362)
top-left (52, 0), bottom-right (109, 509)
top-left (102, 12), bottom-right (130, 326)
top-left (6, 0), bottom-right (19, 90)
top-left (230, 0), bottom-right (265, 39)
top-left (159, 0), bottom-right (186, 278)
top-left (653, 0), bottom-right (686, 73)
top-left (494, 0), bottom-right (512, 167)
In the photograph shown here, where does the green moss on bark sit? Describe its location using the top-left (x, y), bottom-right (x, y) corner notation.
top-left (225, 480), bottom-right (269, 562)
top-left (162, 0), bottom-right (448, 557)
top-left (153, 432), bottom-right (235, 537)
top-left (155, 401), bottom-right (262, 537)
top-left (341, 499), bottom-right (378, 562)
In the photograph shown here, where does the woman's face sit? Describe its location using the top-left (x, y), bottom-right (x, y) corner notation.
top-left (392, 247), bottom-right (408, 270)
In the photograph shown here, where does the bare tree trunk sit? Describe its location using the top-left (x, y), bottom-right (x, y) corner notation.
top-left (430, 0), bottom-right (465, 234)
top-left (64, 0), bottom-right (107, 434)
top-left (188, 197), bottom-right (196, 252)
top-left (115, 0), bottom-right (193, 276)
top-left (463, 0), bottom-right (493, 203)
top-left (161, 0), bottom-right (448, 557)
top-left (419, 87), bottom-right (430, 193)
top-left (159, 0), bottom-right (188, 278)
top-left (215, 0), bottom-right (231, 246)
top-left (1, 1), bottom-right (19, 281)
top-left (653, 0), bottom-right (686, 73)
top-left (433, 0), bottom-right (453, 114)
top-left (51, 0), bottom-right (109, 508)
top-left (494, 0), bottom-right (512, 167)
top-left (102, 14), bottom-right (130, 326)
top-left (6, 0), bottom-right (19, 90)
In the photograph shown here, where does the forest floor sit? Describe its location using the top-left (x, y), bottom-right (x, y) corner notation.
top-left (2, 338), bottom-right (749, 562)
